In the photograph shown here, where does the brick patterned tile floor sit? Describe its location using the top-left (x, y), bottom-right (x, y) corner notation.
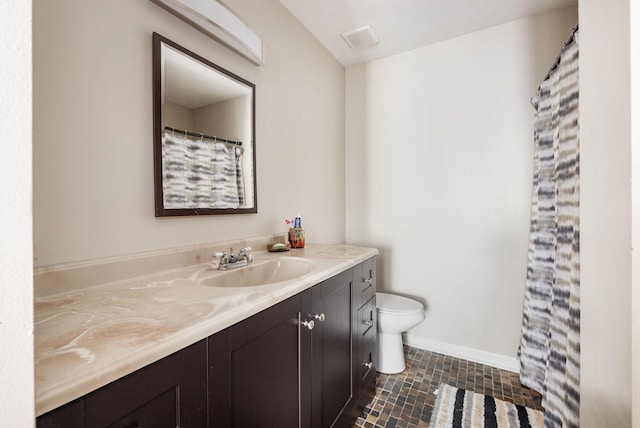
top-left (353, 346), bottom-right (543, 428)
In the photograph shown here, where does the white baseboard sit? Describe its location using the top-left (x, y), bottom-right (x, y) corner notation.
top-left (403, 334), bottom-right (520, 373)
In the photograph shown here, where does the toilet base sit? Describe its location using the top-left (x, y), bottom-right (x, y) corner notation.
top-left (375, 332), bottom-right (406, 374)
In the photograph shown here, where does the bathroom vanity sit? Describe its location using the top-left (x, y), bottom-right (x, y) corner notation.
top-left (35, 239), bottom-right (377, 428)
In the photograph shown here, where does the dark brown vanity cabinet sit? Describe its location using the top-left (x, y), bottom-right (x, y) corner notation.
top-left (210, 267), bottom-right (357, 428)
top-left (37, 259), bottom-right (377, 428)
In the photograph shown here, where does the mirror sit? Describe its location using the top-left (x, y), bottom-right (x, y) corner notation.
top-left (153, 32), bottom-right (257, 216)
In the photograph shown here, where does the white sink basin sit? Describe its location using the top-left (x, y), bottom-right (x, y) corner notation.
top-left (201, 257), bottom-right (314, 287)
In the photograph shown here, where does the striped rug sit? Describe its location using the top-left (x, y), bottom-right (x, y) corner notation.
top-left (429, 384), bottom-right (543, 428)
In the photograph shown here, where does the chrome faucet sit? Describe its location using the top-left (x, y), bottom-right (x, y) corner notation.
top-left (214, 247), bottom-right (253, 271)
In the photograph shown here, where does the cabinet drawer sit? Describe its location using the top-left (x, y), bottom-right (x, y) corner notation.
top-left (356, 296), bottom-right (376, 388)
top-left (357, 297), bottom-right (375, 339)
top-left (360, 325), bottom-right (375, 378)
top-left (354, 257), bottom-right (376, 308)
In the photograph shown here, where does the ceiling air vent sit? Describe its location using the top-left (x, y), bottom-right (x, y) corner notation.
top-left (341, 24), bottom-right (379, 50)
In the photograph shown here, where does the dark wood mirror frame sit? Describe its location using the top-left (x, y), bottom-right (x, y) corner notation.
top-left (153, 32), bottom-right (257, 217)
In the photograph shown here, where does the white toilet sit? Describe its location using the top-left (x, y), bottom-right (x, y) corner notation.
top-left (375, 292), bottom-right (426, 374)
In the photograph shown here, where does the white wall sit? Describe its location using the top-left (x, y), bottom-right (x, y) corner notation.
top-left (346, 7), bottom-right (578, 362)
top-left (580, 0), bottom-right (634, 426)
top-left (196, 98), bottom-right (243, 139)
top-left (0, 1), bottom-right (34, 426)
top-left (164, 101), bottom-right (195, 130)
top-left (632, 1), bottom-right (640, 424)
top-left (33, 0), bottom-right (346, 266)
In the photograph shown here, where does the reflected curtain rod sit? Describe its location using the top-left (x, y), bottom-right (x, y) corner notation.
top-left (164, 126), bottom-right (242, 146)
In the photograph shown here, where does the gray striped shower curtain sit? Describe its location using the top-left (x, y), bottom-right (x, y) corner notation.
top-left (162, 130), bottom-right (245, 209)
top-left (518, 27), bottom-right (580, 428)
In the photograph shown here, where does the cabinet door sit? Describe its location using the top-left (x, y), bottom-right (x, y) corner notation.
top-left (36, 341), bottom-right (207, 428)
top-left (209, 293), bottom-right (302, 428)
top-left (84, 339), bottom-right (207, 428)
top-left (308, 269), bottom-right (353, 428)
top-left (36, 400), bottom-right (84, 428)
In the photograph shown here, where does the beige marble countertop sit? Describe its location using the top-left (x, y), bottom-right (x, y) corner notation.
top-left (34, 243), bottom-right (378, 416)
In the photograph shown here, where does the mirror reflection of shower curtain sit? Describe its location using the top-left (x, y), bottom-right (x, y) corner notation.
top-left (518, 26), bottom-right (580, 428)
top-left (161, 131), bottom-right (245, 209)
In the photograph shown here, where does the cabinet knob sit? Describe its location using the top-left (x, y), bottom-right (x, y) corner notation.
top-left (363, 320), bottom-right (373, 326)
top-left (302, 320), bottom-right (315, 330)
top-left (363, 362), bottom-right (373, 369)
top-left (314, 313), bottom-right (326, 322)
top-left (364, 277), bottom-right (373, 285)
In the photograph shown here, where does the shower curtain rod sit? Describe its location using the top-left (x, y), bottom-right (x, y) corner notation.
top-left (164, 126), bottom-right (243, 146)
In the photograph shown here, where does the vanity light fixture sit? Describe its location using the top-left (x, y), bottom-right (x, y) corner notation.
top-left (341, 24), bottom-right (379, 50)
top-left (151, 0), bottom-right (264, 65)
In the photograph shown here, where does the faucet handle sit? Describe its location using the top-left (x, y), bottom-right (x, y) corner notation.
top-left (213, 252), bottom-right (228, 265)
top-left (238, 247), bottom-right (254, 263)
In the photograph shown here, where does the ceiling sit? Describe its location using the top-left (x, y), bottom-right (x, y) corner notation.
top-left (164, 44), bottom-right (250, 109)
top-left (279, 0), bottom-right (578, 67)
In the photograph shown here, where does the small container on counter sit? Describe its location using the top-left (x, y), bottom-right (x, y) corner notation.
top-left (289, 228), bottom-right (305, 248)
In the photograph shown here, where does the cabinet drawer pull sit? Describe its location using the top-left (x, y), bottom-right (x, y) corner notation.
top-left (302, 320), bottom-right (315, 330)
top-left (314, 313), bottom-right (326, 322)
top-left (364, 277), bottom-right (373, 285)
top-left (363, 320), bottom-right (373, 326)
top-left (363, 362), bottom-right (373, 369)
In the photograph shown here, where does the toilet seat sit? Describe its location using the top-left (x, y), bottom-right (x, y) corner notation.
top-left (377, 293), bottom-right (423, 315)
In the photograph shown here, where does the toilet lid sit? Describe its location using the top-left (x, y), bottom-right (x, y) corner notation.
top-left (377, 292), bottom-right (423, 314)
